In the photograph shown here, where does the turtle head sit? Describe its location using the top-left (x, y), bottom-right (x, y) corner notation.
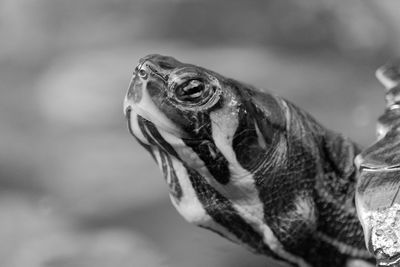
top-left (123, 55), bottom-right (287, 249)
top-left (356, 60), bottom-right (400, 267)
top-left (124, 54), bottom-right (285, 179)
top-left (124, 54), bottom-right (230, 142)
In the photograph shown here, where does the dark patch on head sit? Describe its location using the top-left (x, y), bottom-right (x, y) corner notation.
top-left (146, 80), bottom-right (165, 99)
top-left (180, 111), bottom-right (231, 185)
top-left (139, 72), bottom-right (231, 186)
top-left (126, 110), bottom-right (156, 160)
top-left (158, 61), bottom-right (175, 70)
top-left (166, 153), bottom-right (183, 200)
top-left (229, 82), bottom-right (279, 171)
top-left (232, 106), bottom-right (269, 171)
top-left (159, 150), bottom-right (169, 180)
top-left (238, 92), bottom-right (274, 145)
top-left (184, 138), bottom-right (231, 184)
top-left (137, 115), bottom-right (181, 160)
top-left (160, 151), bottom-right (183, 200)
top-left (135, 113), bottom-right (183, 201)
top-left (147, 87), bottom-right (230, 185)
top-left (137, 115), bottom-right (157, 147)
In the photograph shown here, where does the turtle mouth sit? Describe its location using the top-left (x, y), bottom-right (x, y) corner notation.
top-left (125, 104), bottom-right (193, 140)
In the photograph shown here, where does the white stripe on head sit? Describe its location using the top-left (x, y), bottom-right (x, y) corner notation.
top-left (209, 106), bottom-right (264, 208)
top-left (154, 112), bottom-right (311, 267)
top-left (200, 109), bottom-right (311, 267)
top-left (127, 77), bottom-right (185, 137)
top-left (153, 147), bottom-right (163, 171)
top-left (128, 113), bottom-right (148, 144)
top-left (167, 155), bottom-right (240, 243)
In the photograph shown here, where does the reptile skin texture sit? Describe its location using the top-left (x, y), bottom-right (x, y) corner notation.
top-left (124, 54), bottom-right (377, 267)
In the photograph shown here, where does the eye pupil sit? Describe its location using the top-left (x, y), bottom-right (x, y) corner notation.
top-left (177, 80), bottom-right (205, 101)
top-left (183, 81), bottom-right (203, 94)
top-left (171, 78), bottom-right (220, 109)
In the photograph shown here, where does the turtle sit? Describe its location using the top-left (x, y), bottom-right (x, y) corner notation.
top-left (356, 60), bottom-right (400, 267)
top-left (123, 54), bottom-right (377, 267)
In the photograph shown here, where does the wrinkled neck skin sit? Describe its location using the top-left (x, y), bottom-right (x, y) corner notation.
top-left (252, 96), bottom-right (371, 266)
top-left (135, 87), bottom-right (371, 266)
top-left (253, 94), bottom-right (361, 211)
top-left (265, 96), bottom-right (363, 217)
top-left (127, 63), bottom-right (372, 266)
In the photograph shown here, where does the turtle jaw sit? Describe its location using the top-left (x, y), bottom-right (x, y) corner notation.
top-left (356, 168), bottom-right (400, 265)
top-left (124, 56), bottom-right (190, 140)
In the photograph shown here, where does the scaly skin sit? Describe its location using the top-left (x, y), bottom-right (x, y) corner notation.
top-left (124, 54), bottom-right (375, 267)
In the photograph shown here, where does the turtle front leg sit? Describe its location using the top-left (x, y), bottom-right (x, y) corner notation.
top-left (356, 60), bottom-right (400, 266)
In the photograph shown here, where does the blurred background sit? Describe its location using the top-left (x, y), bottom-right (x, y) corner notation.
top-left (1, 0), bottom-right (400, 266)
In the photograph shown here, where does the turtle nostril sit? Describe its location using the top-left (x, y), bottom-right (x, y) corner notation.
top-left (124, 107), bottom-right (132, 119)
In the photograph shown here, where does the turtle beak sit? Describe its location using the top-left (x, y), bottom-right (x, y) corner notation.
top-left (123, 73), bottom-right (137, 117)
top-left (356, 166), bottom-right (400, 266)
top-left (124, 57), bottom-right (189, 139)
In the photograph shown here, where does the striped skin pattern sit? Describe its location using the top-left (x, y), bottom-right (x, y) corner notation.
top-left (124, 54), bottom-right (375, 267)
top-left (356, 60), bottom-right (400, 267)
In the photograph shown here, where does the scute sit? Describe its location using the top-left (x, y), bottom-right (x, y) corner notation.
top-left (356, 59), bottom-right (400, 264)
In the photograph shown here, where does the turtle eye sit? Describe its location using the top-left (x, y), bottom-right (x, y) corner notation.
top-left (170, 76), bottom-right (221, 110)
top-left (176, 80), bottom-right (205, 102)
